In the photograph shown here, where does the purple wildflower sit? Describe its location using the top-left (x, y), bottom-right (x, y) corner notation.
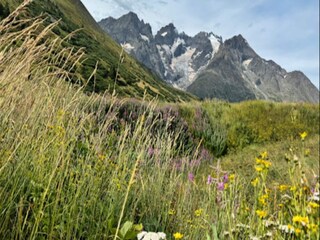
top-left (217, 182), bottom-right (225, 191)
top-left (188, 173), bottom-right (195, 182)
top-left (207, 175), bottom-right (213, 185)
top-left (148, 147), bottom-right (154, 157)
top-left (223, 174), bottom-right (229, 183)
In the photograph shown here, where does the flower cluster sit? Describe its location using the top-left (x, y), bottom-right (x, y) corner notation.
top-left (292, 215), bottom-right (309, 226)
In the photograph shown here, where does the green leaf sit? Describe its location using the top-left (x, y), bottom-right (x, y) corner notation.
top-left (108, 218), bottom-right (115, 231)
top-left (120, 221), bottom-right (133, 238)
top-left (133, 223), bottom-right (143, 232)
top-left (124, 231), bottom-right (137, 240)
top-left (211, 224), bottom-right (219, 240)
top-left (206, 233), bottom-right (211, 240)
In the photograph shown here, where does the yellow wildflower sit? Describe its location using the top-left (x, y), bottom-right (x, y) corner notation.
top-left (255, 159), bottom-right (272, 171)
top-left (173, 232), bottom-right (183, 239)
top-left (260, 151), bottom-right (268, 159)
top-left (194, 208), bottom-right (203, 217)
top-left (308, 201), bottom-right (320, 208)
top-left (290, 186), bottom-right (297, 192)
top-left (300, 131), bottom-right (307, 140)
top-left (308, 223), bottom-right (318, 233)
top-left (278, 204), bottom-right (284, 208)
top-left (251, 178), bottom-right (259, 187)
top-left (168, 209), bottom-right (176, 215)
top-left (294, 228), bottom-right (302, 234)
top-left (256, 158), bottom-right (263, 164)
top-left (229, 174), bottom-right (235, 181)
top-left (293, 215), bottom-right (309, 226)
top-left (259, 199), bottom-right (266, 206)
top-left (258, 194), bottom-right (269, 206)
top-left (279, 185), bottom-right (289, 192)
top-left (304, 148), bottom-right (311, 156)
top-left (262, 160), bottom-right (272, 168)
top-left (256, 210), bottom-right (267, 219)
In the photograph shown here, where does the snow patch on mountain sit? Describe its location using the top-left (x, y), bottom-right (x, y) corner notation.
top-left (171, 47), bottom-right (196, 86)
top-left (192, 51), bottom-right (203, 59)
top-left (171, 38), bottom-right (185, 54)
top-left (140, 34), bottom-right (150, 42)
top-left (209, 34), bottom-right (221, 55)
top-left (205, 53), bottom-right (211, 59)
top-left (242, 58), bottom-right (253, 68)
top-left (161, 32), bottom-right (168, 37)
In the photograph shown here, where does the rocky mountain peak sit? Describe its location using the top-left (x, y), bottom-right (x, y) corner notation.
top-left (118, 12), bottom-right (152, 37)
top-left (225, 34), bottom-right (249, 49)
top-left (99, 11), bottom-right (153, 42)
top-left (194, 31), bottom-right (209, 40)
top-left (155, 23), bottom-right (179, 45)
top-left (121, 11), bottom-right (139, 21)
top-left (221, 34), bottom-right (257, 62)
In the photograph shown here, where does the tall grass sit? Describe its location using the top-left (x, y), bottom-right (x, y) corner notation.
top-left (0, 4), bottom-right (319, 240)
top-left (0, 6), bottom-right (196, 239)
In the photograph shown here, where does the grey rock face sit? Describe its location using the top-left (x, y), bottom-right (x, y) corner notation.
top-left (99, 15), bottom-right (222, 89)
top-left (99, 12), bottom-right (166, 79)
top-left (99, 13), bottom-right (319, 103)
top-left (188, 35), bottom-right (319, 103)
top-left (155, 23), bottom-right (180, 46)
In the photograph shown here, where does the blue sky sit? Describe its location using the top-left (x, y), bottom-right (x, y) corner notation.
top-left (82, 0), bottom-right (319, 89)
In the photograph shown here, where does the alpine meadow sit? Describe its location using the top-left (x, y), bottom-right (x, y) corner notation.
top-left (0, 1), bottom-right (319, 240)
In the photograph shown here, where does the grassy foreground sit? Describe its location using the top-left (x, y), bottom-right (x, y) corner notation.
top-left (0, 5), bottom-right (319, 240)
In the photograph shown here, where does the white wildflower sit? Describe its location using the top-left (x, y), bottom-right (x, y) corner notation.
top-left (236, 223), bottom-right (250, 229)
top-left (265, 231), bottom-right (273, 238)
top-left (309, 190), bottom-right (319, 202)
top-left (278, 225), bottom-right (294, 234)
top-left (263, 220), bottom-right (277, 227)
top-left (249, 235), bottom-right (261, 240)
top-left (137, 231), bottom-right (166, 240)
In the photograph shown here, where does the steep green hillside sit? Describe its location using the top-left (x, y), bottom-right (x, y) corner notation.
top-left (0, 14), bottom-right (319, 238)
top-left (0, 0), bottom-right (195, 102)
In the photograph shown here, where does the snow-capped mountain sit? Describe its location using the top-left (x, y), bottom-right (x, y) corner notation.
top-left (154, 24), bottom-right (222, 89)
top-left (99, 12), bottom-right (319, 103)
top-left (99, 12), bottom-right (222, 89)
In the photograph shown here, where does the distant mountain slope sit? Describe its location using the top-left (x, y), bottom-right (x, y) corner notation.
top-left (99, 12), bottom-right (319, 103)
top-left (188, 35), bottom-right (319, 103)
top-left (0, 0), bottom-right (195, 102)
